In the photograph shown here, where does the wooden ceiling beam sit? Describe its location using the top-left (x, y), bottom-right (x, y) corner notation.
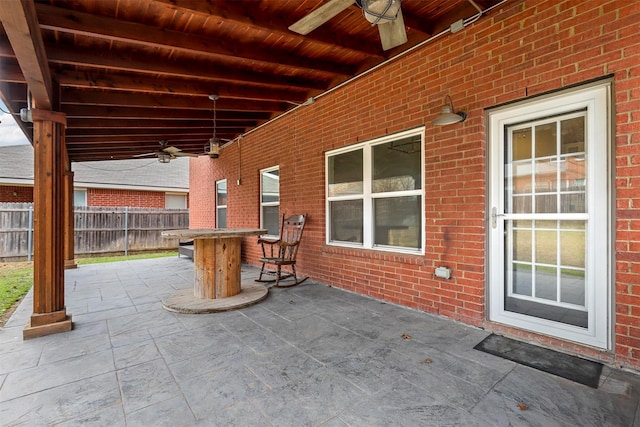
top-left (65, 133), bottom-right (213, 144)
top-left (66, 118), bottom-right (257, 129)
top-left (66, 127), bottom-right (245, 137)
top-left (0, 0), bottom-right (51, 109)
top-left (36, 3), bottom-right (356, 78)
top-left (46, 44), bottom-right (329, 91)
top-left (155, 0), bottom-right (385, 58)
top-left (53, 69), bottom-right (309, 103)
top-left (60, 88), bottom-right (289, 112)
top-left (61, 105), bottom-right (271, 121)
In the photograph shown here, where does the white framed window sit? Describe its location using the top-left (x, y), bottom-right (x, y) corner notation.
top-left (216, 179), bottom-right (227, 228)
top-left (165, 193), bottom-right (187, 209)
top-left (326, 127), bottom-right (425, 253)
top-left (73, 189), bottom-right (87, 207)
top-left (260, 166), bottom-right (280, 236)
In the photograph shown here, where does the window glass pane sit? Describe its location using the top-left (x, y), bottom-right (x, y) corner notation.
top-left (330, 200), bottom-right (363, 243)
top-left (165, 194), bottom-right (186, 209)
top-left (372, 136), bottom-right (421, 193)
top-left (328, 149), bottom-right (363, 196)
top-left (263, 206), bottom-right (280, 236)
top-left (216, 181), bottom-right (227, 205)
top-left (217, 208), bottom-right (227, 228)
top-left (261, 170), bottom-right (280, 203)
top-left (73, 190), bottom-right (86, 207)
top-left (373, 196), bottom-right (421, 248)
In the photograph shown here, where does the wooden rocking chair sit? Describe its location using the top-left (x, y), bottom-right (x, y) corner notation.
top-left (256, 213), bottom-right (308, 288)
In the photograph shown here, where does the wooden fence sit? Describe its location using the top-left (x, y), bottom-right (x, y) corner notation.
top-left (0, 203), bottom-right (189, 260)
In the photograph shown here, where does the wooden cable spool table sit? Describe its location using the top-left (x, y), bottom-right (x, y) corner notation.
top-left (161, 228), bottom-right (267, 313)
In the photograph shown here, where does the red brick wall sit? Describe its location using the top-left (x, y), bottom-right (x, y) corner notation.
top-left (0, 185), bottom-right (33, 202)
top-left (190, 0), bottom-right (640, 368)
top-left (86, 188), bottom-right (166, 208)
top-left (0, 185), bottom-right (176, 208)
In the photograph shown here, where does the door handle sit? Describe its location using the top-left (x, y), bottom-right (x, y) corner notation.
top-left (491, 207), bottom-right (505, 229)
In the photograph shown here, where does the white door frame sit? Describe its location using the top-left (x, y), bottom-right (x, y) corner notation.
top-left (488, 81), bottom-right (612, 349)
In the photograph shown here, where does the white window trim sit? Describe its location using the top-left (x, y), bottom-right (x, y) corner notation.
top-left (488, 81), bottom-right (612, 349)
top-left (216, 179), bottom-right (227, 228)
top-left (325, 127), bottom-right (425, 255)
top-left (260, 166), bottom-right (280, 237)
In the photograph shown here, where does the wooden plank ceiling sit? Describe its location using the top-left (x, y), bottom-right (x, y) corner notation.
top-left (0, 0), bottom-right (499, 162)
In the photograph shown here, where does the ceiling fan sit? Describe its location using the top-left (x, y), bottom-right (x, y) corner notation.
top-left (289, 0), bottom-right (408, 51)
top-left (133, 140), bottom-right (198, 163)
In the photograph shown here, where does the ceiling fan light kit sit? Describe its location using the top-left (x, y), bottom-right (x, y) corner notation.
top-left (360, 0), bottom-right (401, 25)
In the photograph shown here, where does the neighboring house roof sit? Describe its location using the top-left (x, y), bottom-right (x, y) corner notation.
top-left (0, 144), bottom-right (189, 192)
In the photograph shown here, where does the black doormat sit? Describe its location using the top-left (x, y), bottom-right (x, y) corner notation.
top-left (474, 334), bottom-right (603, 388)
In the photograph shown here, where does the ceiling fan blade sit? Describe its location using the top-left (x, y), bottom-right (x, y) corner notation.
top-left (378, 8), bottom-right (407, 50)
top-left (163, 146), bottom-right (182, 155)
top-left (132, 152), bottom-right (158, 158)
top-left (174, 152), bottom-right (199, 157)
top-left (289, 0), bottom-right (354, 35)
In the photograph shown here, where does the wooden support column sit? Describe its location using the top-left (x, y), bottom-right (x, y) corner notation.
top-left (24, 109), bottom-right (72, 339)
top-left (64, 169), bottom-right (77, 269)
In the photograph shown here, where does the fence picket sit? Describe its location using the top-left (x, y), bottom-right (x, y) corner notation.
top-left (0, 203), bottom-right (188, 260)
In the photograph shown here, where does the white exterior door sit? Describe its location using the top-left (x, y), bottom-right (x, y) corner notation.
top-left (488, 82), bottom-right (611, 349)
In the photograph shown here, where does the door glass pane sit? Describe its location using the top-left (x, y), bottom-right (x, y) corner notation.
top-left (535, 122), bottom-right (557, 158)
top-left (512, 128), bottom-right (532, 160)
top-left (328, 150), bottom-right (363, 196)
top-left (512, 229), bottom-right (532, 262)
top-left (511, 263), bottom-right (532, 296)
top-left (330, 200), bottom-right (363, 243)
top-left (504, 113), bottom-right (589, 329)
top-left (561, 116), bottom-right (585, 155)
top-left (373, 196), bottom-right (421, 248)
top-left (535, 229), bottom-right (557, 264)
top-left (535, 267), bottom-right (557, 301)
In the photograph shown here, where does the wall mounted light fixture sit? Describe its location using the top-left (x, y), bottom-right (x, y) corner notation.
top-left (432, 95), bottom-right (467, 125)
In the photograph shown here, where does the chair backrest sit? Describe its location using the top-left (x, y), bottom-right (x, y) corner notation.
top-left (278, 213), bottom-right (307, 261)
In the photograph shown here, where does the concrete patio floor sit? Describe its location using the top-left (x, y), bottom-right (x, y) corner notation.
top-left (1, 256), bottom-right (639, 426)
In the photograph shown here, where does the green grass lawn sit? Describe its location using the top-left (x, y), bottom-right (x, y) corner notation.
top-left (0, 251), bottom-right (177, 327)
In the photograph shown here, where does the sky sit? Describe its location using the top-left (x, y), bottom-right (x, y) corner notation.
top-left (0, 100), bottom-right (30, 147)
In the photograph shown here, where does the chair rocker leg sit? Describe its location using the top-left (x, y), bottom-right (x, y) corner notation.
top-left (272, 264), bottom-right (308, 288)
top-left (255, 262), bottom-right (277, 283)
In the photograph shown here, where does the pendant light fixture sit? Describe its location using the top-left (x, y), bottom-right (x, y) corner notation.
top-left (207, 94), bottom-right (220, 158)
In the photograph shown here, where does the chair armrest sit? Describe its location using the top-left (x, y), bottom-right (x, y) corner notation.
top-left (257, 237), bottom-right (280, 245)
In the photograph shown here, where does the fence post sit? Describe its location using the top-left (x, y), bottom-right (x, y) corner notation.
top-left (124, 206), bottom-right (129, 256)
top-left (27, 205), bottom-right (33, 261)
